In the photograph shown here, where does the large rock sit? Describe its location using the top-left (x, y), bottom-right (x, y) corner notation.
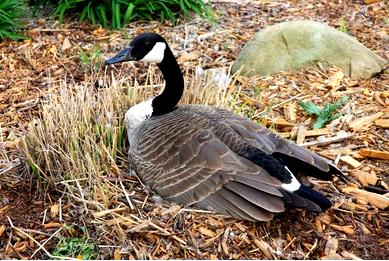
top-left (232, 20), bottom-right (387, 79)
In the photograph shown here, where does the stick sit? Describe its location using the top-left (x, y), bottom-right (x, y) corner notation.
top-left (120, 181), bottom-right (134, 210)
top-left (127, 213), bottom-right (187, 245)
top-left (31, 227), bottom-right (63, 258)
top-left (301, 132), bottom-right (353, 147)
top-left (7, 216), bottom-right (72, 260)
top-left (255, 93), bottom-right (305, 118)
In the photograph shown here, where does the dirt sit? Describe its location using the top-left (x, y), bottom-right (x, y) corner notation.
top-left (0, 0), bottom-right (388, 259)
top-left (0, 177), bottom-right (53, 258)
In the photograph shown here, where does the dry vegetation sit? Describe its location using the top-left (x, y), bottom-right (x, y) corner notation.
top-left (0, 0), bottom-right (388, 259)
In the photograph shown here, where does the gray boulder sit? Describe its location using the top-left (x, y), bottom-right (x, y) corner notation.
top-left (232, 20), bottom-right (387, 79)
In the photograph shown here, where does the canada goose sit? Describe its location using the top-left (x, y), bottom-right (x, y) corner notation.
top-left (105, 33), bottom-right (346, 221)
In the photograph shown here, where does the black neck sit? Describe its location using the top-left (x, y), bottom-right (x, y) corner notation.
top-left (151, 46), bottom-right (184, 117)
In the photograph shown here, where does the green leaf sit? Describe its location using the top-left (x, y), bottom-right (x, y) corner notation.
top-left (123, 3), bottom-right (135, 24)
top-left (299, 96), bottom-right (349, 129)
top-left (0, 0), bottom-right (28, 40)
top-left (114, 2), bottom-right (121, 29)
top-left (299, 100), bottom-right (321, 116)
top-left (313, 116), bottom-right (328, 129)
top-left (30, 0), bottom-right (212, 29)
top-left (96, 5), bottom-right (108, 27)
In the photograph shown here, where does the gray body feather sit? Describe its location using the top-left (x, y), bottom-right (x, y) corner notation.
top-left (127, 105), bottom-right (338, 221)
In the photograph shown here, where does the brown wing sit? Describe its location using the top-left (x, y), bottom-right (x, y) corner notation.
top-left (129, 107), bottom-right (286, 221)
top-left (213, 108), bottom-right (345, 181)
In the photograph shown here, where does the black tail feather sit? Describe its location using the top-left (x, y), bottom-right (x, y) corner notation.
top-left (273, 152), bottom-right (349, 183)
top-left (281, 190), bottom-right (323, 212)
top-left (294, 184), bottom-right (332, 210)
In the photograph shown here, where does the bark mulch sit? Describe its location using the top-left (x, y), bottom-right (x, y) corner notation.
top-left (0, 0), bottom-right (388, 259)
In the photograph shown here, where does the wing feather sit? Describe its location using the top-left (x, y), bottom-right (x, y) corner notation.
top-left (127, 105), bottom-right (340, 222)
top-left (214, 108), bottom-right (343, 177)
top-left (218, 188), bottom-right (274, 221)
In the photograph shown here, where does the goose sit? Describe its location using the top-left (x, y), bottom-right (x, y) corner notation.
top-left (105, 32), bottom-right (346, 221)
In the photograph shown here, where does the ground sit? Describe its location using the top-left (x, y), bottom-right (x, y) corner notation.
top-left (0, 0), bottom-right (388, 259)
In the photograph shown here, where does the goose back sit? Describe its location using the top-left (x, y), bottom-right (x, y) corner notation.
top-left (127, 105), bottom-right (341, 221)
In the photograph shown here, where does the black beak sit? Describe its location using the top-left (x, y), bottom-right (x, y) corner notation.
top-left (105, 47), bottom-right (134, 66)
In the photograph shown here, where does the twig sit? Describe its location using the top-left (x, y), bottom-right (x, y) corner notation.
top-left (255, 93), bottom-right (305, 118)
top-left (142, 195), bottom-right (148, 209)
top-left (0, 161), bottom-right (20, 176)
top-left (305, 239), bottom-right (318, 258)
top-left (283, 237), bottom-right (296, 251)
top-left (20, 228), bottom-right (52, 237)
top-left (127, 213), bottom-right (187, 245)
top-left (31, 227), bottom-right (63, 258)
top-left (8, 245), bottom-right (26, 259)
top-left (301, 132), bottom-right (353, 147)
top-left (7, 216), bottom-right (72, 260)
top-left (59, 198), bottom-right (63, 222)
top-left (29, 28), bottom-right (76, 32)
top-left (42, 208), bottom-right (47, 226)
top-left (75, 179), bottom-right (89, 214)
top-left (6, 228), bottom-right (12, 253)
top-left (178, 208), bottom-right (213, 214)
top-left (57, 177), bottom-right (89, 184)
top-left (120, 181), bottom-right (134, 210)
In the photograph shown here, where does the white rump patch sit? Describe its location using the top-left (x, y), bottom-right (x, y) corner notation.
top-left (140, 42), bottom-right (166, 63)
top-left (281, 166), bottom-right (301, 192)
top-left (124, 99), bottom-right (153, 133)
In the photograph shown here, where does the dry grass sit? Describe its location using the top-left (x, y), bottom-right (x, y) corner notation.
top-left (17, 65), bottom-right (241, 257)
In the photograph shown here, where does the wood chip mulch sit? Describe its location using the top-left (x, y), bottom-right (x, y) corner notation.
top-left (0, 0), bottom-right (388, 259)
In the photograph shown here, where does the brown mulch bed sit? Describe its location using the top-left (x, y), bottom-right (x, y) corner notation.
top-left (1, 0), bottom-right (388, 259)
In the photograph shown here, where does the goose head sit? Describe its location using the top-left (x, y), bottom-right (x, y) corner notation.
top-left (105, 32), bottom-right (167, 65)
top-left (106, 32), bottom-right (184, 134)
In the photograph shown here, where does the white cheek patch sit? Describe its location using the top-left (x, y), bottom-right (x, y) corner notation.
top-left (281, 166), bottom-right (301, 192)
top-left (125, 99), bottom-right (153, 133)
top-left (140, 42), bottom-right (166, 63)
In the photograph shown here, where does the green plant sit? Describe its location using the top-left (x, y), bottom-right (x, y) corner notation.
top-left (299, 96), bottom-right (349, 129)
top-left (33, 0), bottom-right (213, 29)
top-left (52, 236), bottom-right (98, 259)
top-left (79, 46), bottom-right (102, 71)
top-left (0, 0), bottom-right (28, 40)
top-left (338, 16), bottom-right (348, 33)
